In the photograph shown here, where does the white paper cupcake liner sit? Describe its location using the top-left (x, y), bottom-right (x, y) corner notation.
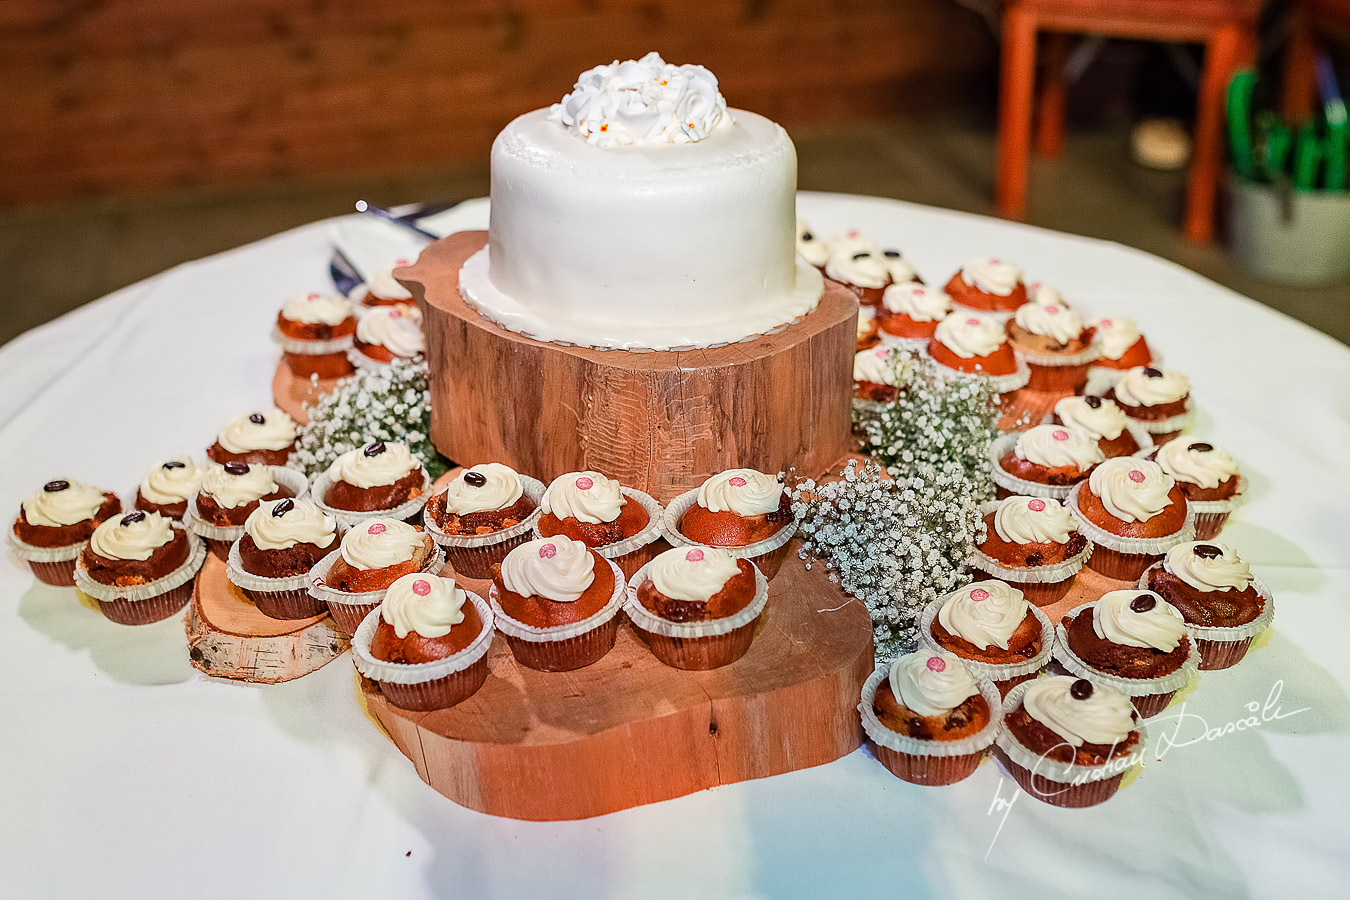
top-left (225, 538), bottom-right (326, 593)
top-left (917, 596), bottom-right (1054, 684)
top-left (310, 467), bottom-right (432, 530)
top-left (347, 347), bottom-right (423, 372)
top-left (858, 663), bottom-right (1005, 757)
top-left (1014, 342), bottom-right (1102, 368)
top-left (306, 542), bottom-right (445, 609)
top-left (1137, 563), bottom-right (1276, 644)
top-left (74, 530), bottom-right (207, 603)
top-left (659, 489), bottom-right (797, 562)
top-left (350, 590), bottom-right (494, 685)
top-left (876, 332), bottom-right (932, 351)
top-left (1053, 602), bottom-right (1201, 698)
top-left (1123, 406), bottom-right (1193, 436)
top-left (995, 678), bottom-right (1149, 784)
top-left (183, 466), bottom-right (310, 543)
top-left (533, 488), bottom-right (664, 561)
top-left (969, 541), bottom-right (1091, 586)
top-left (489, 556), bottom-right (626, 643)
top-left (423, 476), bottom-right (546, 549)
top-left (8, 531), bottom-right (87, 563)
top-left (933, 354), bottom-right (1030, 393)
top-left (988, 431), bottom-right (1089, 501)
top-left (623, 559), bottom-right (770, 639)
top-left (273, 328), bottom-right (354, 356)
top-left (1065, 482), bottom-right (1195, 556)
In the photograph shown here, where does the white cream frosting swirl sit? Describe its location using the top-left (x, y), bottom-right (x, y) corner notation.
top-left (1087, 458), bottom-right (1175, 523)
top-left (439, 463), bottom-right (524, 516)
top-left (326, 441), bottom-right (419, 489)
top-left (961, 257), bottom-right (1021, 296)
top-left (1164, 541), bottom-right (1253, 592)
top-left (1022, 676), bottom-right (1136, 747)
top-left (882, 251), bottom-right (919, 284)
top-left (796, 219), bottom-right (830, 266)
top-left (550, 52), bottom-right (729, 147)
top-left (339, 517), bottom-right (425, 570)
top-left (1028, 282), bottom-right (1064, 307)
top-left (933, 313), bottom-right (1006, 359)
top-left (1013, 424), bottom-right (1103, 470)
top-left (992, 496), bottom-right (1075, 545)
top-left (281, 291), bottom-right (353, 325)
top-left (1014, 301), bottom-right (1084, 345)
top-left (853, 347), bottom-right (897, 385)
top-left (1054, 396), bottom-right (1128, 441)
top-left (936, 580), bottom-right (1030, 651)
top-left (542, 471), bottom-right (624, 524)
top-left (217, 409), bottom-right (297, 454)
top-left (88, 511), bottom-right (174, 561)
top-left (364, 266), bottom-right (414, 301)
top-left (882, 283), bottom-right (951, 321)
top-left (1091, 590), bottom-right (1186, 651)
top-left (199, 464), bottom-right (279, 510)
top-left (356, 305), bottom-right (425, 358)
top-left (1092, 317), bottom-right (1143, 360)
top-left (824, 231), bottom-right (878, 259)
top-left (244, 497), bottom-right (336, 551)
top-left (22, 478), bottom-right (106, 527)
top-left (139, 458), bottom-right (204, 505)
top-left (1113, 367), bottom-right (1190, 407)
top-left (697, 468), bottom-right (783, 516)
top-left (1155, 440), bottom-right (1239, 489)
top-left (648, 546), bottom-right (742, 603)
top-left (888, 650), bottom-right (980, 718)
top-left (501, 535), bottom-right (596, 603)
top-left (381, 572), bottom-right (466, 639)
top-left (825, 246), bottom-right (890, 289)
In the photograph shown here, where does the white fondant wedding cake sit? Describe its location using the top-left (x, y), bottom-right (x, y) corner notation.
top-left (457, 52), bottom-right (824, 351)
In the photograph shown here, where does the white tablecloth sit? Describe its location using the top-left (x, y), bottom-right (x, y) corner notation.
top-left (3, 193), bottom-right (1348, 900)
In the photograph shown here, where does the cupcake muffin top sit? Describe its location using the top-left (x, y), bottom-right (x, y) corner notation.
top-left (281, 291), bottom-right (353, 325)
top-left (365, 265), bottom-right (414, 302)
top-left (1013, 424), bottom-right (1104, 471)
top-left (795, 219), bottom-right (829, 267)
top-left (853, 346), bottom-right (898, 384)
top-left (381, 572), bottom-right (466, 639)
top-left (1113, 366), bottom-right (1190, 407)
top-left (1092, 317), bottom-right (1143, 360)
top-left (200, 463), bottom-right (279, 509)
top-left (934, 312), bottom-right (1006, 359)
top-left (21, 478), bottom-right (107, 527)
top-left (961, 257), bottom-right (1022, 296)
top-left (649, 546), bottom-right (741, 603)
top-left (542, 471), bottom-right (624, 524)
top-left (697, 469), bottom-right (783, 516)
top-left (937, 580), bottom-right (1029, 651)
top-left (244, 497), bottom-right (336, 551)
top-left (1054, 395), bottom-right (1128, 441)
top-left (439, 463), bottom-right (524, 515)
top-left (89, 510), bottom-right (174, 561)
top-left (1021, 676), bottom-right (1136, 747)
top-left (327, 440), bottom-right (419, 488)
top-left (992, 496), bottom-right (1076, 545)
top-left (1013, 301), bottom-right (1084, 345)
top-left (825, 244), bottom-right (890, 289)
top-left (217, 409), bottom-right (297, 455)
top-left (357, 305), bottom-right (425, 357)
top-left (1155, 440), bottom-right (1239, 490)
top-left (1087, 457), bottom-right (1175, 523)
top-left (502, 535), bottom-right (595, 603)
top-left (340, 517), bottom-right (424, 570)
top-left (1090, 590), bottom-right (1186, 651)
top-left (883, 283), bottom-right (950, 321)
top-left (140, 458), bottom-right (204, 505)
top-left (1163, 541), bottom-right (1252, 592)
top-left (888, 649), bottom-right (980, 718)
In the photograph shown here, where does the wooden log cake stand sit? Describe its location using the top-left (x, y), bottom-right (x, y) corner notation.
top-left (271, 365), bottom-right (343, 426)
top-left (397, 231), bottom-right (858, 503)
top-left (186, 553), bottom-right (348, 684)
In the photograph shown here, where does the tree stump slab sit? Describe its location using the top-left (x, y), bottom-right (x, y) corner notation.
top-left (271, 363), bottom-right (343, 426)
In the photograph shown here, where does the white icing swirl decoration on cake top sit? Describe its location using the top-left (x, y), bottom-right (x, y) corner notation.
top-left (217, 409), bottom-right (297, 454)
top-left (1087, 457), bottom-right (1176, 523)
top-left (88, 511), bottom-right (174, 561)
top-left (501, 535), bottom-right (596, 603)
top-left (364, 266), bottom-right (414, 301)
top-left (1022, 676), bottom-right (1136, 747)
top-left (439, 463), bottom-right (524, 516)
top-left (883, 283), bottom-right (951, 322)
top-left (550, 52), bottom-right (730, 148)
top-left (933, 313), bottom-right (1006, 359)
top-left (796, 219), bottom-right (830, 267)
top-left (1028, 282), bottom-right (1064, 307)
top-left (1054, 395), bottom-right (1127, 441)
top-left (542, 471), bottom-right (624, 524)
top-left (1092, 317), bottom-right (1143, 360)
top-left (936, 580), bottom-right (1029, 651)
top-left (340, 517), bottom-right (425, 570)
top-left (281, 291), bottom-right (353, 326)
top-left (1155, 440), bottom-right (1239, 489)
top-left (22, 478), bottom-right (106, 528)
top-left (853, 347), bottom-right (897, 385)
top-left (961, 257), bottom-right (1022, 296)
top-left (1013, 301), bottom-right (1084, 345)
top-left (993, 496), bottom-right (1075, 545)
top-left (648, 546), bottom-right (742, 603)
top-left (697, 468), bottom-right (783, 517)
top-left (244, 497), bottom-right (336, 551)
top-left (381, 572), bottom-right (466, 639)
top-left (825, 246), bottom-right (890, 289)
top-left (356, 305), bottom-right (425, 358)
top-left (1164, 541), bottom-right (1253, 592)
top-left (1113, 367), bottom-right (1190, 407)
top-left (326, 441), bottom-right (419, 489)
top-left (1013, 424), bottom-right (1104, 470)
top-left (1091, 590), bottom-right (1186, 651)
top-left (140, 458), bottom-right (204, 505)
top-left (199, 464), bottom-right (279, 510)
top-left (888, 650), bottom-right (980, 718)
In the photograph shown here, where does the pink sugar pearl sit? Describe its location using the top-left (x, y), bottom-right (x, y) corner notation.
top-left (1129, 469), bottom-right (1145, 483)
top-left (1028, 499), bottom-right (1046, 512)
top-left (411, 579), bottom-right (431, 596)
top-left (575, 476), bottom-right (594, 490)
top-left (685, 549), bottom-right (704, 562)
top-left (728, 476), bottom-right (747, 487)
top-left (538, 543), bottom-right (557, 559)
top-left (368, 523), bottom-right (386, 535)
top-left (926, 656), bottom-right (947, 673)
top-left (970, 588), bottom-right (989, 602)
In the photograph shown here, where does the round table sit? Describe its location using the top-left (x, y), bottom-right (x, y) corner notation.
top-left (3, 194), bottom-right (1347, 899)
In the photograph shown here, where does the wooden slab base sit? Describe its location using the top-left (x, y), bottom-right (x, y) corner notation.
top-left (998, 387), bottom-right (1061, 432)
top-left (186, 554), bottom-right (348, 684)
top-left (271, 363), bottom-right (343, 426)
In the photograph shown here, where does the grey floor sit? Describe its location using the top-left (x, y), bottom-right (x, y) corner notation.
top-left (3, 118), bottom-right (1347, 347)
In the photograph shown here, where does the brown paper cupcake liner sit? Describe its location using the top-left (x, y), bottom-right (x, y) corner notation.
top-left (9, 531), bottom-right (86, 585)
top-left (28, 558), bottom-right (79, 587)
top-left (249, 587), bottom-right (329, 620)
top-left (1186, 475), bottom-right (1247, 540)
top-left (96, 580), bottom-right (194, 626)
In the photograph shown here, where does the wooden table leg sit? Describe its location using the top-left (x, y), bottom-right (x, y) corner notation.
top-left (997, 6), bottom-right (1039, 219)
top-left (1035, 32), bottom-right (1072, 158)
top-left (1185, 23), bottom-right (1250, 243)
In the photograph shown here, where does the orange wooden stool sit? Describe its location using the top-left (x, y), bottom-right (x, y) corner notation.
top-left (1281, 0), bottom-right (1350, 122)
top-left (996, 0), bottom-right (1261, 242)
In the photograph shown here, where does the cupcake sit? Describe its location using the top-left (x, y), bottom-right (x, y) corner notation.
top-left (1149, 439), bottom-right (1243, 539)
top-left (971, 496), bottom-right (1091, 606)
top-left (74, 510), bottom-right (206, 625)
top-left (856, 306), bottom-right (879, 351)
top-left (1056, 590), bottom-right (1199, 718)
top-left (9, 478), bottom-right (121, 586)
top-left (1107, 366), bottom-right (1192, 445)
top-left (876, 283), bottom-right (951, 347)
top-left (944, 258), bottom-right (1028, 314)
top-left (990, 424), bottom-right (1104, 501)
top-left (309, 516), bottom-right (444, 634)
top-left (1086, 317), bottom-right (1154, 394)
top-left (186, 462), bottom-right (307, 560)
top-left (995, 676), bottom-right (1145, 808)
top-left (919, 580), bottom-right (1052, 695)
top-left (859, 650), bottom-right (1002, 786)
top-left (359, 261), bottom-right (416, 307)
top-left (489, 535), bottom-right (625, 671)
top-left (274, 291), bottom-right (357, 379)
top-left (824, 242), bottom-right (891, 306)
top-left (1143, 541), bottom-right (1273, 670)
top-left (535, 471), bottom-right (663, 578)
top-left (928, 313), bottom-right (1029, 395)
top-left (663, 468), bottom-right (796, 578)
top-left (351, 304), bottom-right (424, 369)
top-left (226, 497), bottom-right (338, 621)
top-left (853, 346), bottom-right (900, 402)
top-left (312, 439), bottom-right (430, 529)
top-left (625, 546), bottom-right (768, 670)
top-left (1005, 301), bottom-right (1099, 392)
top-left (134, 458), bottom-right (204, 521)
top-left (206, 409), bottom-right (298, 467)
top-left (423, 463), bottom-right (545, 579)
top-left (796, 219), bottom-right (830, 270)
top-left (1050, 395), bottom-right (1152, 459)
top-left (352, 571), bottom-right (494, 711)
top-left (1066, 457), bottom-right (1192, 581)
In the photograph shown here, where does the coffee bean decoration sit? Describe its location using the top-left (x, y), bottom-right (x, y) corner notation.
top-left (1084, 395), bottom-right (1102, 408)
top-left (463, 471), bottom-right (487, 487)
top-left (851, 251), bottom-right (871, 261)
top-left (1070, 679), bottom-right (1094, 700)
top-left (248, 413), bottom-right (265, 425)
top-left (1130, 593), bottom-right (1157, 613)
top-left (162, 461), bottom-right (186, 470)
top-left (1193, 543), bottom-right (1223, 559)
top-left (1142, 367), bottom-right (1163, 378)
top-left (43, 480), bottom-right (69, 493)
top-left (271, 498), bottom-right (295, 517)
top-left (223, 461), bottom-right (250, 475)
top-left (801, 231), bottom-right (814, 242)
top-left (121, 511), bottom-right (146, 526)
top-left (363, 440), bottom-right (386, 457)
top-left (1188, 442), bottom-right (1214, 453)
top-left (883, 249), bottom-right (901, 259)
